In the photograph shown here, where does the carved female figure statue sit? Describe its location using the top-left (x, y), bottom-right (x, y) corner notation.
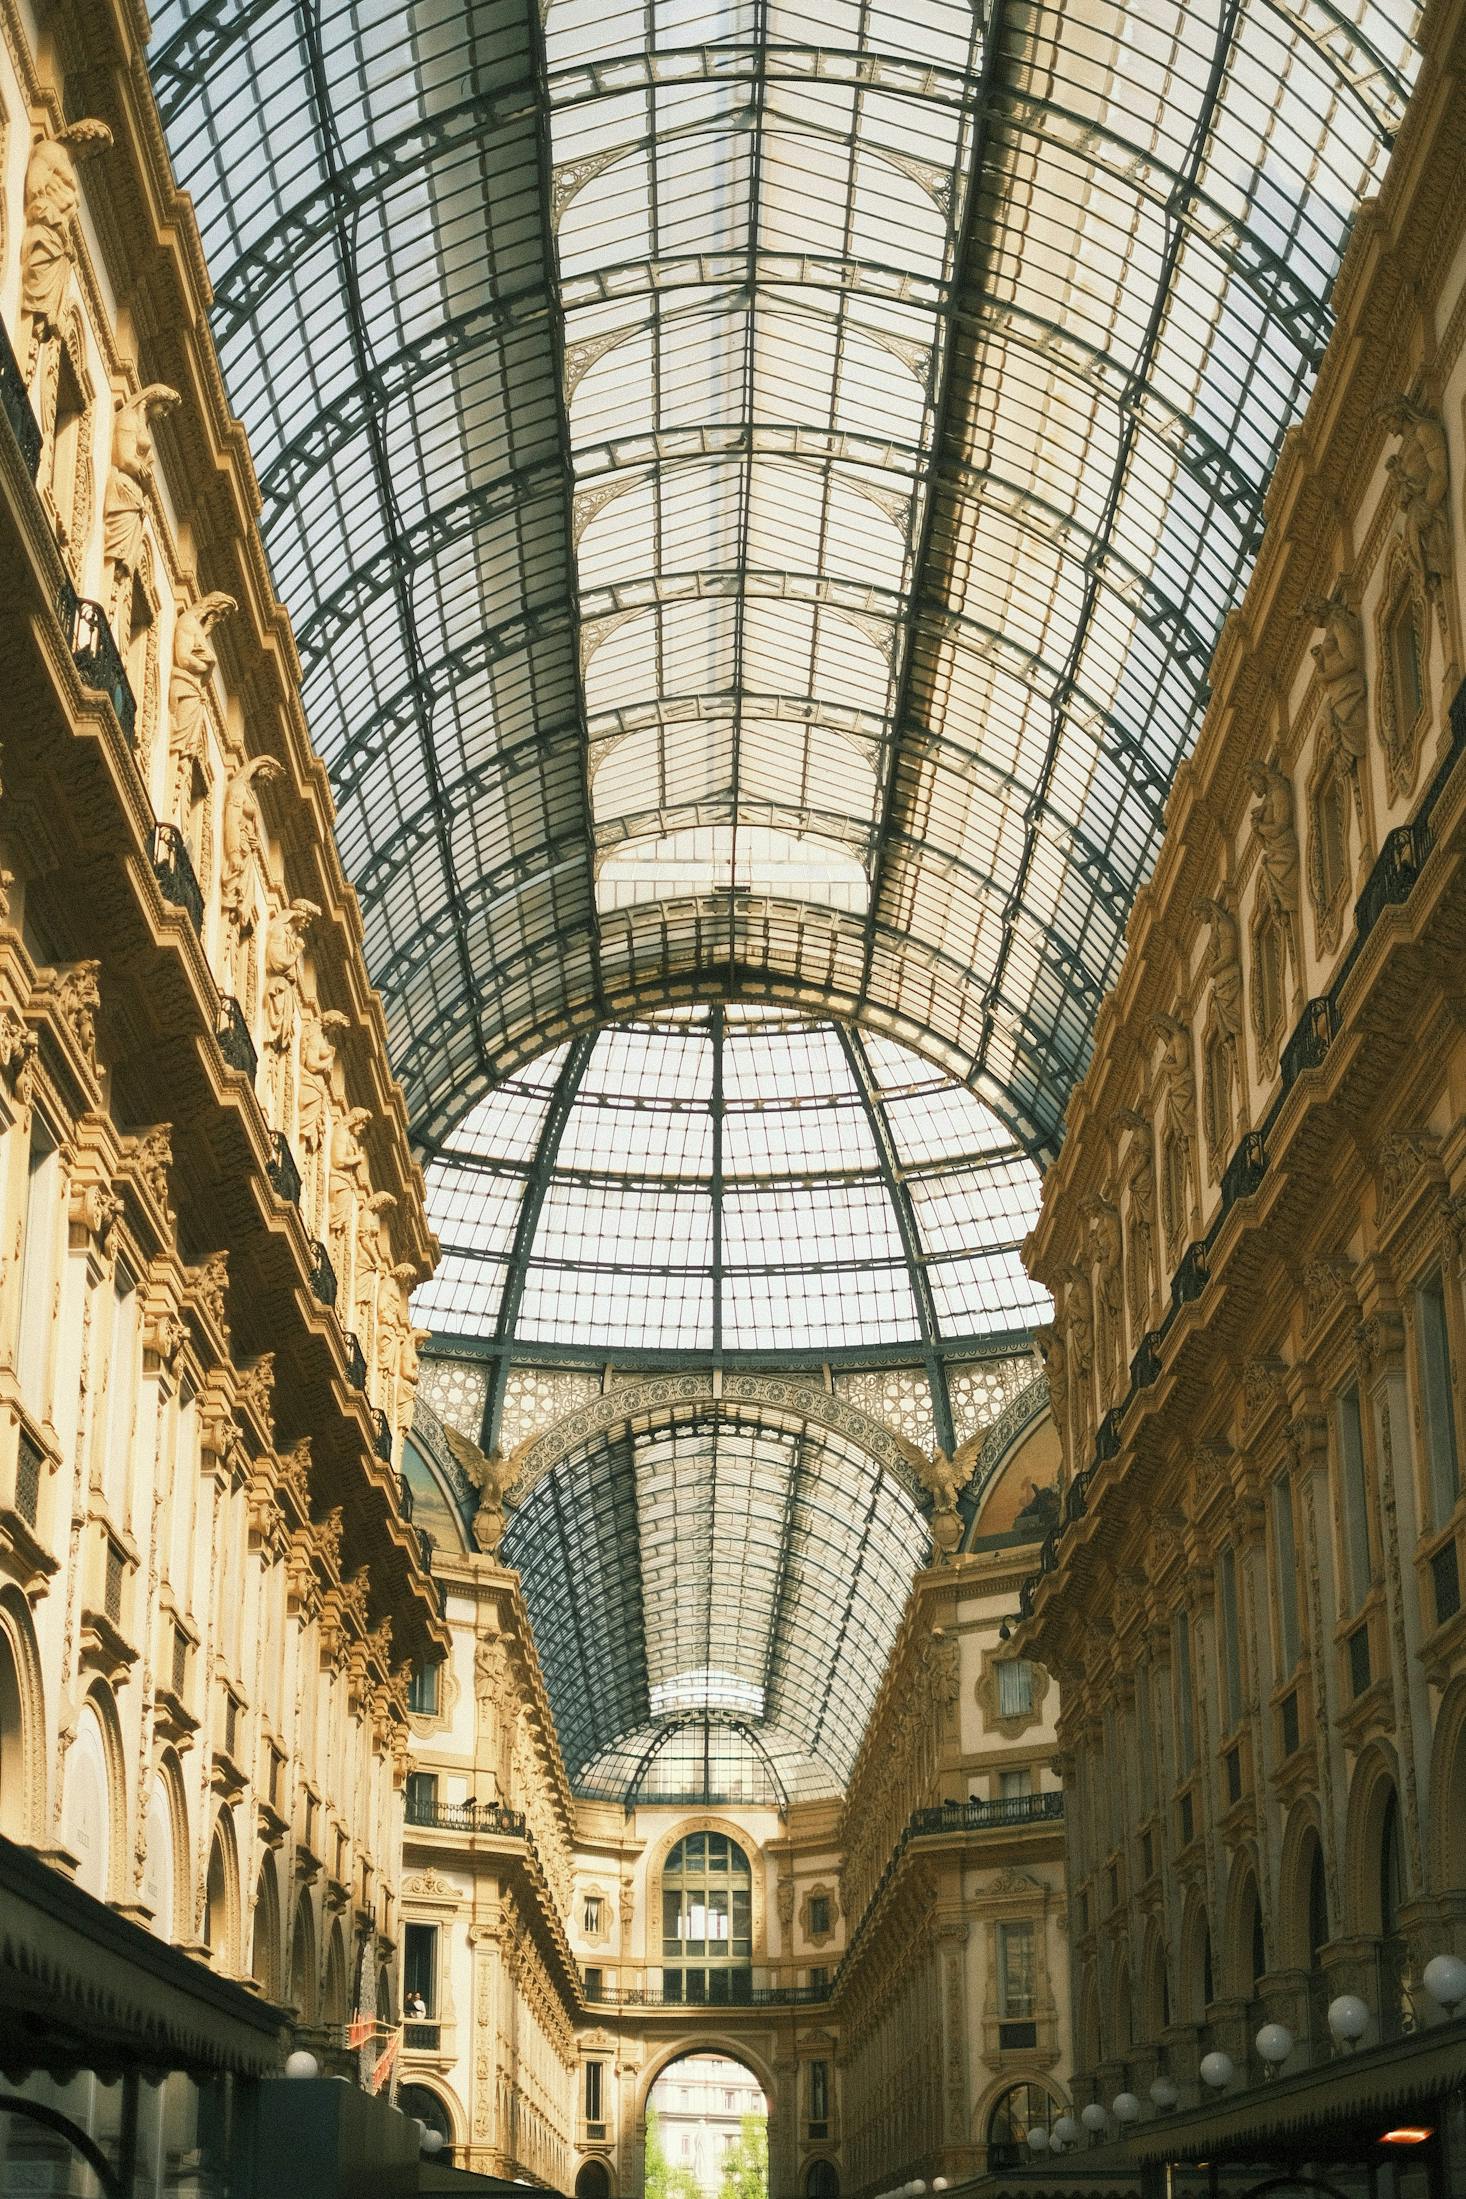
top-left (1247, 760), bottom-right (1302, 981)
top-left (1305, 592), bottom-right (1367, 765)
top-left (1120, 1116), bottom-right (1158, 1335)
top-left (1380, 397), bottom-right (1450, 597)
top-left (220, 753), bottom-right (284, 989)
top-left (1066, 1266), bottom-right (1094, 1381)
top-left (104, 384), bottom-right (179, 622)
top-left (262, 898), bottom-right (319, 1120)
top-left (19, 122), bottom-right (112, 374)
top-left (328, 1106), bottom-right (372, 1259)
top-left (1087, 1194), bottom-right (1125, 1398)
top-left (167, 593), bottom-right (237, 815)
top-left (1153, 1012), bottom-right (1196, 1141)
top-left (1195, 888), bottom-right (1244, 1045)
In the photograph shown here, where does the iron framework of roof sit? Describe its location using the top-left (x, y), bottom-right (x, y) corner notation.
top-left (146, 0), bottom-right (1422, 1167)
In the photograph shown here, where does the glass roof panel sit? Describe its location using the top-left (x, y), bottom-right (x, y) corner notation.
top-left (415, 1007), bottom-right (1045, 1359)
top-left (149, 0), bottom-right (1421, 1159)
top-left (501, 1409), bottom-right (929, 1798)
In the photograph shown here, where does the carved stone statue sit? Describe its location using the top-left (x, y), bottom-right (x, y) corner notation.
top-left (1380, 396), bottom-right (1450, 597)
top-left (1195, 887), bottom-right (1244, 1045)
top-left (262, 898), bottom-right (319, 1116)
top-left (1066, 1266), bottom-right (1093, 1383)
top-left (1087, 1194), bottom-right (1124, 1396)
top-left (1247, 759), bottom-right (1302, 979)
top-left (328, 1106), bottom-right (372, 1250)
top-left (19, 122), bottom-right (112, 373)
top-left (1153, 1012), bottom-right (1196, 1142)
top-left (1033, 1323), bottom-right (1066, 1428)
top-left (1304, 591), bottom-right (1367, 766)
top-left (444, 1426), bottom-right (516, 1556)
top-left (917, 1451), bottom-right (965, 1560)
top-left (104, 385), bottom-right (179, 617)
top-left (1118, 1113), bottom-right (1158, 1335)
top-left (167, 593), bottom-right (236, 816)
top-left (297, 1005), bottom-right (349, 1216)
top-left (221, 753), bottom-right (283, 938)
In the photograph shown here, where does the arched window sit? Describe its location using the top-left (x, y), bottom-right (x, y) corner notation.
top-left (204, 1817), bottom-right (237, 1970)
top-left (252, 1856), bottom-right (282, 1999)
top-left (0, 1595), bottom-right (40, 1844)
top-left (660, 1832), bottom-right (752, 2003)
top-left (290, 1892), bottom-right (317, 2020)
top-left (399, 2084), bottom-right (453, 2153)
top-left (805, 2163), bottom-right (838, 2199)
top-left (322, 1921), bottom-right (348, 2024)
top-left (987, 2083), bottom-right (1054, 2170)
top-left (576, 2163), bottom-right (611, 2199)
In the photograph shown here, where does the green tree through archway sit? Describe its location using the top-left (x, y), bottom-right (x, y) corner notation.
top-left (645, 2107), bottom-right (703, 2199)
top-left (716, 2115), bottom-right (768, 2199)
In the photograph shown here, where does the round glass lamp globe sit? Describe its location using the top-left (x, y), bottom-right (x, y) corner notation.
top-left (1199, 2051), bottom-right (1234, 2090)
top-left (1112, 2093), bottom-right (1140, 2123)
top-left (1327, 1994), bottom-right (1369, 2041)
top-left (284, 2050), bottom-right (319, 2081)
top-left (1026, 2128), bottom-right (1050, 2153)
top-left (1149, 2078), bottom-right (1178, 2109)
top-left (1423, 1953), bottom-right (1466, 2011)
top-left (1080, 2103), bottom-right (1109, 2132)
top-left (422, 2131), bottom-right (445, 2156)
top-left (1051, 2116), bottom-right (1078, 2148)
top-left (1255, 2023), bottom-right (1294, 2065)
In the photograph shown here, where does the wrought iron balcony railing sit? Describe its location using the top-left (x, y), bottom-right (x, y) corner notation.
top-left (343, 1330), bottom-right (368, 1389)
top-left (372, 1410), bottom-right (394, 1464)
top-left (405, 1795), bottom-right (527, 1836)
top-left (266, 1132), bottom-right (302, 1206)
top-left (215, 995), bottom-right (258, 1080)
top-left (151, 821), bottom-right (204, 934)
top-left (0, 316), bottom-right (40, 475)
top-left (60, 585), bottom-right (137, 742)
top-left (308, 1239), bottom-right (338, 1307)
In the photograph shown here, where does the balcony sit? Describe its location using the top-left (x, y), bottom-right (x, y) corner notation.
top-left (1220, 1129), bottom-right (1267, 1210)
top-left (308, 1239), bottom-right (338, 1307)
top-left (0, 316), bottom-right (40, 475)
top-left (151, 822), bottom-right (205, 935)
top-left (266, 1132), bottom-right (302, 1207)
top-left (60, 586), bottom-right (137, 743)
top-left (405, 1795), bottom-right (527, 1836)
top-left (372, 1410), bottom-right (393, 1464)
top-left (581, 1974), bottom-right (829, 2010)
top-left (909, 1789), bottom-right (1064, 1835)
top-left (215, 995), bottom-right (258, 1080)
top-left (1282, 995), bottom-right (1337, 1087)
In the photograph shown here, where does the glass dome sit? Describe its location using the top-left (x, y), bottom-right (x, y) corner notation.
top-left (413, 1007), bottom-right (1049, 1356)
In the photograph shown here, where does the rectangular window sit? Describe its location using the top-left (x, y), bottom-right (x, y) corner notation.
top-left (1337, 1386), bottom-right (1371, 1608)
top-left (406, 1770), bottom-right (438, 1820)
top-left (407, 1662), bottom-right (441, 1716)
top-left (1136, 1663), bottom-right (1153, 1810)
top-left (999, 1768), bottom-right (1033, 1801)
top-left (1418, 1272), bottom-right (1460, 1526)
top-left (808, 1965), bottom-right (829, 1992)
top-left (1272, 1475), bottom-right (1301, 1674)
top-left (403, 1921), bottom-right (437, 2015)
top-left (583, 1895), bottom-right (603, 1935)
top-left (584, 1967), bottom-right (602, 2001)
top-left (17, 1123), bottom-right (59, 1404)
top-left (1175, 1610), bottom-right (1196, 1770)
top-left (585, 2060), bottom-right (604, 2123)
top-left (102, 1268), bottom-right (139, 1514)
top-left (997, 1921), bottom-right (1035, 2019)
top-left (1219, 1547), bottom-right (1242, 1730)
top-left (998, 1660), bottom-right (1034, 1718)
top-left (807, 1893), bottom-right (830, 1936)
top-left (1432, 1538), bottom-right (1462, 1628)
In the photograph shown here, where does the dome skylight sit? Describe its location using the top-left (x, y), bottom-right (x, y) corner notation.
top-left (413, 1007), bottom-right (1049, 1358)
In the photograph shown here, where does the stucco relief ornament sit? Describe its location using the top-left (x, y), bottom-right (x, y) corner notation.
top-left (1247, 760), bottom-right (1302, 979)
top-left (1379, 396), bottom-right (1451, 604)
top-left (166, 593), bottom-right (237, 818)
top-left (104, 384), bottom-right (179, 621)
top-left (131, 1124), bottom-right (174, 1215)
top-left (191, 1250), bottom-right (230, 1339)
top-left (0, 1008), bottom-right (37, 1100)
top-left (56, 960), bottom-right (102, 1069)
top-left (918, 1449), bottom-right (966, 1562)
top-left (19, 121), bottom-right (112, 377)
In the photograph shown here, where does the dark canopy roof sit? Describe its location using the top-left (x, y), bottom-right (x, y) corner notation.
top-left (148, 0), bottom-right (1421, 1161)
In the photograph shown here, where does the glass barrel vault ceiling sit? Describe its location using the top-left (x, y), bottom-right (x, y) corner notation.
top-left (413, 1007), bottom-right (1048, 1359)
top-left (147, 0), bottom-right (1423, 1163)
top-left (500, 1409), bottom-right (931, 1801)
